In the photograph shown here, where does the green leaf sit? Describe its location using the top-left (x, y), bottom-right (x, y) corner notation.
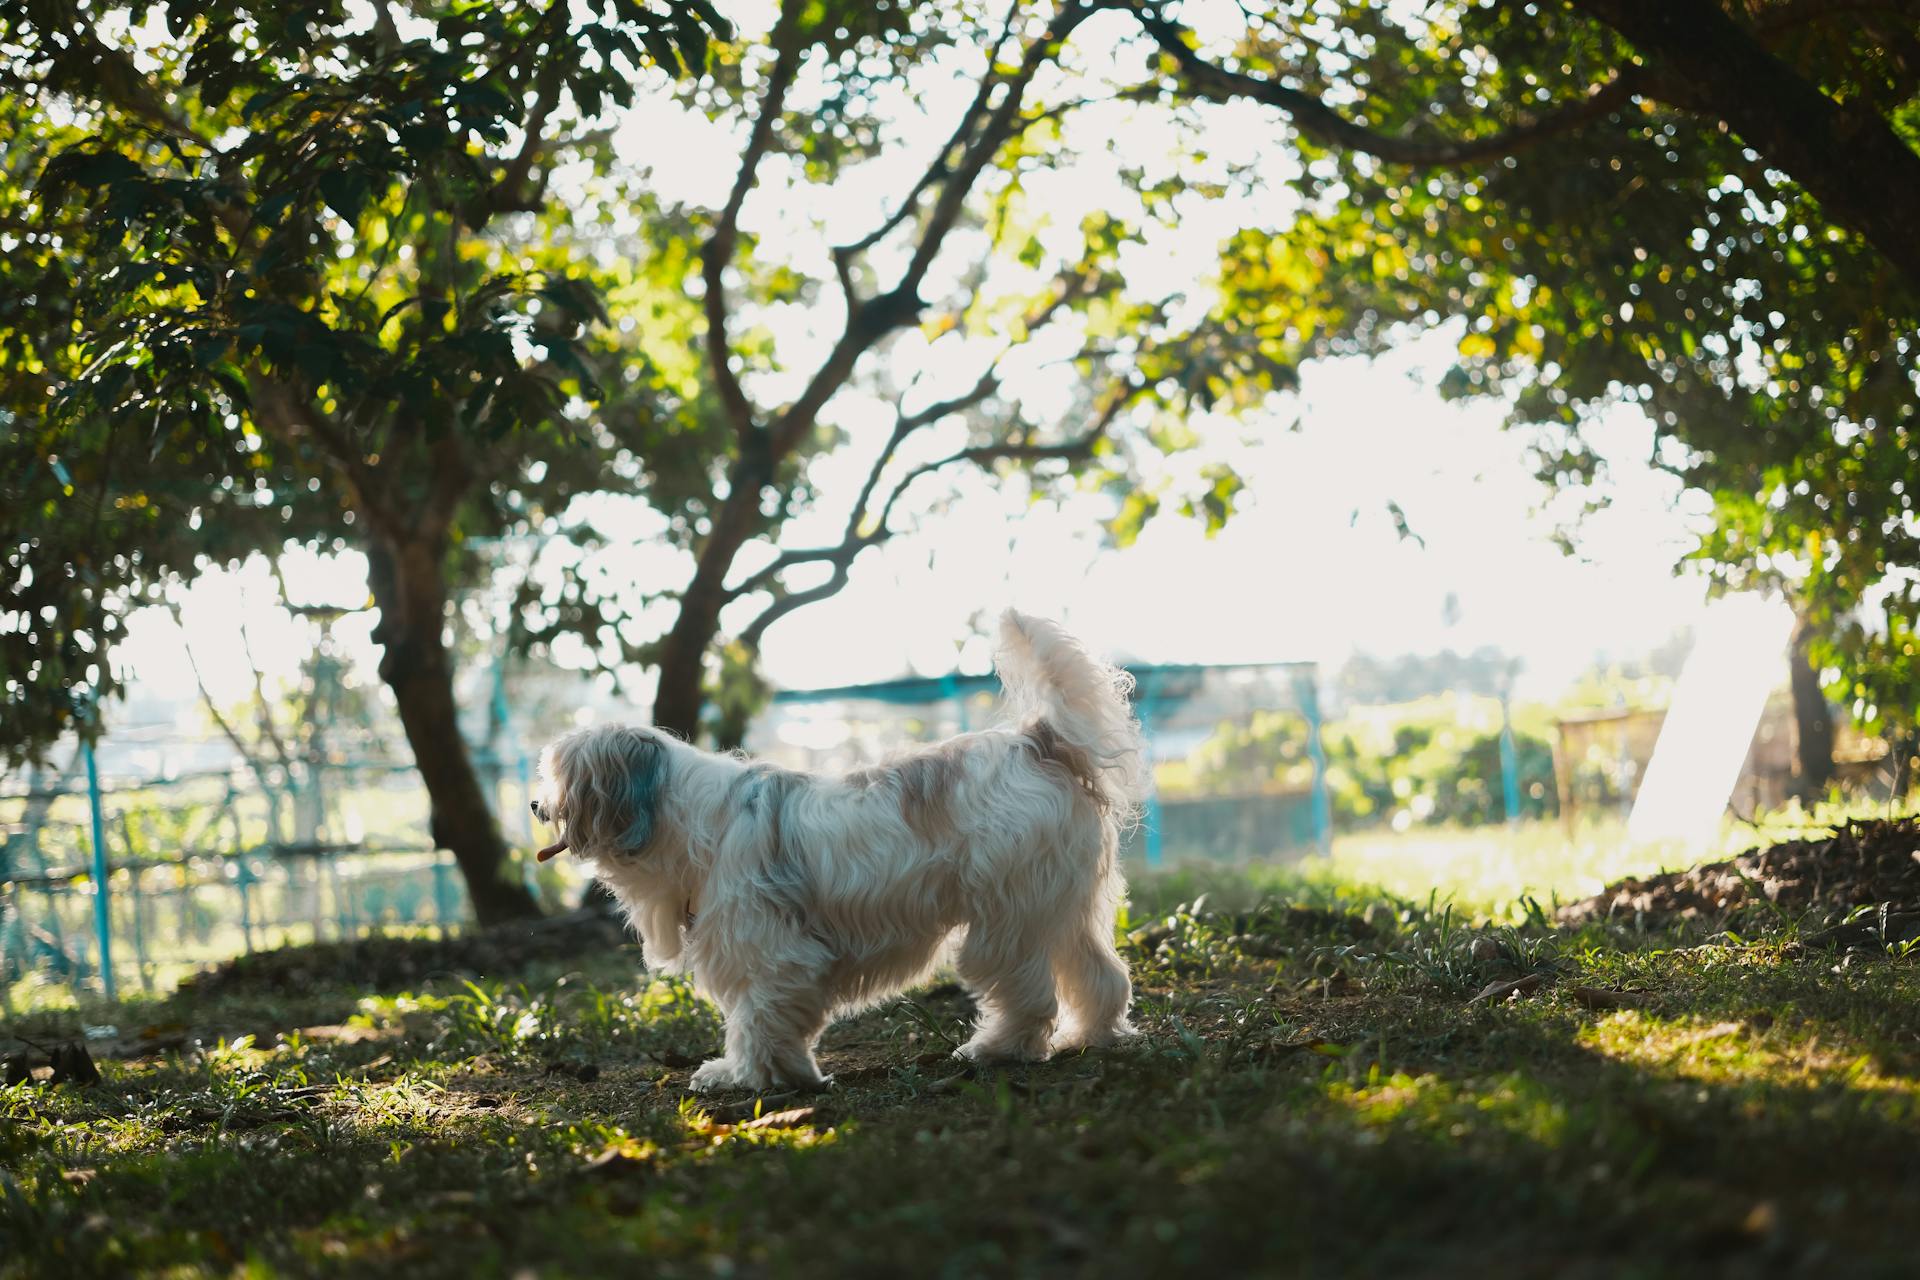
top-left (318, 168), bottom-right (373, 225)
top-left (44, 149), bottom-right (141, 192)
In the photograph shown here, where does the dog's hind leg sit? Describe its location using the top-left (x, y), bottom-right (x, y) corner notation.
top-left (1050, 922), bottom-right (1134, 1050)
top-left (953, 925), bottom-right (1058, 1063)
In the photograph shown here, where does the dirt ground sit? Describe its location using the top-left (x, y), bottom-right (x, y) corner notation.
top-left (1555, 817), bottom-right (1920, 945)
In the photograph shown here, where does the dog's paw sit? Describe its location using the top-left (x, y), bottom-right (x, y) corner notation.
top-left (954, 1036), bottom-right (1052, 1065)
top-left (1052, 1019), bottom-right (1140, 1052)
top-left (690, 1057), bottom-right (824, 1093)
top-left (688, 1058), bottom-right (747, 1092)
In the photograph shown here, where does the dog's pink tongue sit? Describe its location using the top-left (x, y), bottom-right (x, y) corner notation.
top-left (535, 838), bottom-right (569, 862)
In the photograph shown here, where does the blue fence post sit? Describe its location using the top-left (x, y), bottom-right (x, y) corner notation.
top-left (331, 855), bottom-right (352, 939)
top-left (81, 736), bottom-right (117, 1002)
top-left (491, 659), bottom-right (540, 896)
top-left (1499, 691), bottom-right (1522, 825)
top-left (236, 858), bottom-right (257, 952)
top-left (516, 752), bottom-right (534, 839)
top-left (1296, 669), bottom-right (1333, 856)
top-left (1137, 671), bottom-right (1163, 867)
top-left (432, 854), bottom-right (456, 929)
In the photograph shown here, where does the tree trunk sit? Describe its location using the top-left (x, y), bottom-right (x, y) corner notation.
top-left (650, 461), bottom-right (770, 742)
top-left (1787, 614), bottom-right (1835, 803)
top-left (1572, 0), bottom-right (1920, 288)
top-left (1894, 731), bottom-right (1918, 800)
top-left (651, 610), bottom-right (720, 744)
top-left (369, 535), bottom-right (541, 926)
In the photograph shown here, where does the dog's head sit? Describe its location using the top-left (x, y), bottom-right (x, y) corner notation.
top-left (531, 725), bottom-right (667, 863)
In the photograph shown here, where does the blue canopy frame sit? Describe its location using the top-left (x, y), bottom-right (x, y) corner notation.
top-left (771, 660), bottom-right (1334, 864)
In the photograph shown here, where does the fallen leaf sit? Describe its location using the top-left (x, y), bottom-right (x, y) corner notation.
top-left (740, 1106), bottom-right (821, 1131)
top-left (708, 1092), bottom-right (798, 1123)
top-left (1567, 986), bottom-right (1651, 1010)
top-left (1251, 1036), bottom-right (1327, 1061)
top-left (925, 1070), bottom-right (977, 1094)
top-left (1469, 973), bottom-right (1548, 1005)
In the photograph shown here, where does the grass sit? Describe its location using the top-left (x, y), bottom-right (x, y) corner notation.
top-left (4, 835), bottom-right (1920, 1277)
top-left (1143, 802), bottom-right (1920, 924)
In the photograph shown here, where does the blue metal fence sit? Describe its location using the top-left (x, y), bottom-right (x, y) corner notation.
top-left (0, 746), bottom-right (568, 1009)
top-left (749, 659), bottom-right (1333, 867)
top-left (6, 657), bottom-right (1330, 1009)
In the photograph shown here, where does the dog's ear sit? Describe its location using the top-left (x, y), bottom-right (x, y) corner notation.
top-left (610, 728), bottom-right (666, 850)
top-left (552, 726), bottom-right (665, 854)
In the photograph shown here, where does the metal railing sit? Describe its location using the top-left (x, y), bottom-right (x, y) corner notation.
top-left (0, 739), bottom-right (545, 1008)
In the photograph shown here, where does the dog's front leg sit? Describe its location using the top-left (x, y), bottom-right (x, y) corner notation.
top-left (686, 930), bottom-right (835, 1092)
top-left (690, 982), bottom-right (833, 1092)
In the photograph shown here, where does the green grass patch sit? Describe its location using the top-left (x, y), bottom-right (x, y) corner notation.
top-left (5, 858), bottom-right (1919, 1277)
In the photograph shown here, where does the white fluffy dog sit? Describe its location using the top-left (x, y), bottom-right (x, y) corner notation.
top-left (529, 610), bottom-right (1148, 1092)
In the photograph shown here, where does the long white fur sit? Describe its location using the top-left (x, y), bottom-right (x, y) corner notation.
top-left (532, 609), bottom-right (1148, 1091)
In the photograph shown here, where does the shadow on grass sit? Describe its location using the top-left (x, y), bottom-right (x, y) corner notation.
top-left (7, 874), bottom-right (1920, 1280)
top-left (6, 938), bottom-right (1920, 1278)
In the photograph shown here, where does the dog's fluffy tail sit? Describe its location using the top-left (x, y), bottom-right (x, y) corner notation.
top-left (994, 609), bottom-right (1150, 823)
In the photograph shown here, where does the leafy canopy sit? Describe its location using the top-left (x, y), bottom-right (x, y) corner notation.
top-left (1133, 0), bottom-right (1920, 738)
top-left (1, 0), bottom-right (729, 759)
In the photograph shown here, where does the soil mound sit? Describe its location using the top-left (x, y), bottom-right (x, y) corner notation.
top-left (176, 908), bottom-right (633, 999)
top-left (1555, 817), bottom-right (1920, 940)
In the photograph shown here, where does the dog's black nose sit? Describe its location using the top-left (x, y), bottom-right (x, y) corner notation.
top-left (529, 801), bottom-right (542, 817)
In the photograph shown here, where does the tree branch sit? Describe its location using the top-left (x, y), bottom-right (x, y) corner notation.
top-left (164, 600), bottom-right (292, 842)
top-left (735, 378), bottom-right (1139, 650)
top-left (370, 0), bottom-right (404, 51)
top-left (1126, 4), bottom-right (1640, 168)
top-left (738, 564), bottom-right (856, 651)
top-left (463, 66), bottom-right (563, 227)
top-left (873, 382), bottom-right (1134, 533)
top-left (1567, 0), bottom-right (1920, 286)
top-left (247, 371), bottom-right (388, 526)
top-left (235, 609), bottom-right (301, 779)
top-left (702, 0), bottom-right (809, 440)
top-left (767, 3), bottom-right (1098, 464)
top-left (827, 0), bottom-right (1026, 301)
top-left (724, 269), bottom-right (1093, 603)
top-left (721, 368), bottom-right (1005, 602)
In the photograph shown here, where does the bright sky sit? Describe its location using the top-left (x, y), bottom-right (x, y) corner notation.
top-left (121, 329), bottom-right (1716, 714)
top-left (114, 3), bottom-right (1724, 721)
